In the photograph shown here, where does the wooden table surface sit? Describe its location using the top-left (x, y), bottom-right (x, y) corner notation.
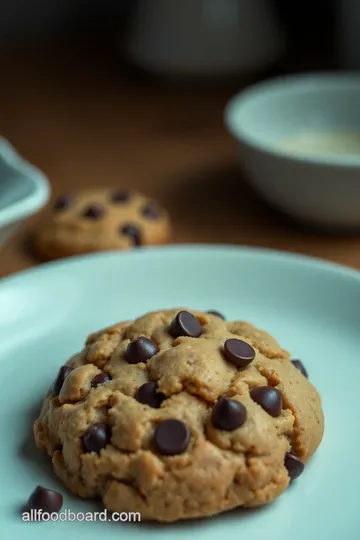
top-left (1, 39), bottom-right (359, 279)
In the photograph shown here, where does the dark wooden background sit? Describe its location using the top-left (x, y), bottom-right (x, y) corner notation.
top-left (3, 0), bottom-right (357, 278)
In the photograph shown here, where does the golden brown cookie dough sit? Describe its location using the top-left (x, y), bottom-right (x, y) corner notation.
top-left (33, 188), bottom-right (172, 260)
top-left (34, 309), bottom-right (324, 522)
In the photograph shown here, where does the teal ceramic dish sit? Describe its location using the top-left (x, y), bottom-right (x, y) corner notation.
top-left (0, 137), bottom-right (50, 247)
top-left (0, 245), bottom-right (358, 539)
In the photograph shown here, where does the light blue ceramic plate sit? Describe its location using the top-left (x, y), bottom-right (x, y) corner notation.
top-left (0, 245), bottom-right (358, 540)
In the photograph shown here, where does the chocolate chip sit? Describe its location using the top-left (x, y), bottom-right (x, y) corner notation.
top-left (125, 337), bottom-right (159, 364)
top-left (211, 396), bottom-right (247, 430)
top-left (223, 338), bottom-right (255, 368)
top-left (82, 423), bottom-right (112, 453)
top-left (54, 194), bottom-right (73, 211)
top-left (154, 419), bottom-right (190, 455)
top-left (136, 382), bottom-right (165, 408)
top-left (83, 204), bottom-right (105, 219)
top-left (207, 310), bottom-right (225, 320)
top-left (27, 486), bottom-right (63, 513)
top-left (169, 311), bottom-right (202, 338)
top-left (91, 372), bottom-right (111, 388)
top-left (292, 359), bottom-right (308, 378)
top-left (250, 386), bottom-right (282, 417)
top-left (121, 223), bottom-right (141, 246)
top-left (142, 201), bottom-right (160, 219)
top-left (52, 366), bottom-right (72, 395)
top-left (111, 189), bottom-right (131, 203)
top-left (284, 452), bottom-right (304, 481)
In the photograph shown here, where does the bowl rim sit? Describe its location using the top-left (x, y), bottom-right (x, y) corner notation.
top-left (0, 137), bottom-right (50, 228)
top-left (224, 71), bottom-right (360, 168)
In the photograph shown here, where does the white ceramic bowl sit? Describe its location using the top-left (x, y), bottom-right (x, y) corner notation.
top-left (0, 137), bottom-right (50, 249)
top-left (225, 73), bottom-right (360, 230)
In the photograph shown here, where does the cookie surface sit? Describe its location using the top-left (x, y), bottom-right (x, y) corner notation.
top-left (34, 189), bottom-right (172, 260)
top-left (34, 309), bottom-right (324, 522)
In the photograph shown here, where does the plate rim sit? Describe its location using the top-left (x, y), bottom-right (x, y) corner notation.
top-left (1, 244), bottom-right (360, 290)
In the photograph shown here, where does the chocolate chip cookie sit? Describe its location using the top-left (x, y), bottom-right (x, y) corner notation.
top-left (34, 309), bottom-right (324, 522)
top-left (33, 189), bottom-right (172, 260)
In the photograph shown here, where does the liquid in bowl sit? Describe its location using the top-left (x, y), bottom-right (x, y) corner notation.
top-left (278, 130), bottom-right (360, 158)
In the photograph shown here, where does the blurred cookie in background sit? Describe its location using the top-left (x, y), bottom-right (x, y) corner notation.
top-left (33, 188), bottom-right (172, 260)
